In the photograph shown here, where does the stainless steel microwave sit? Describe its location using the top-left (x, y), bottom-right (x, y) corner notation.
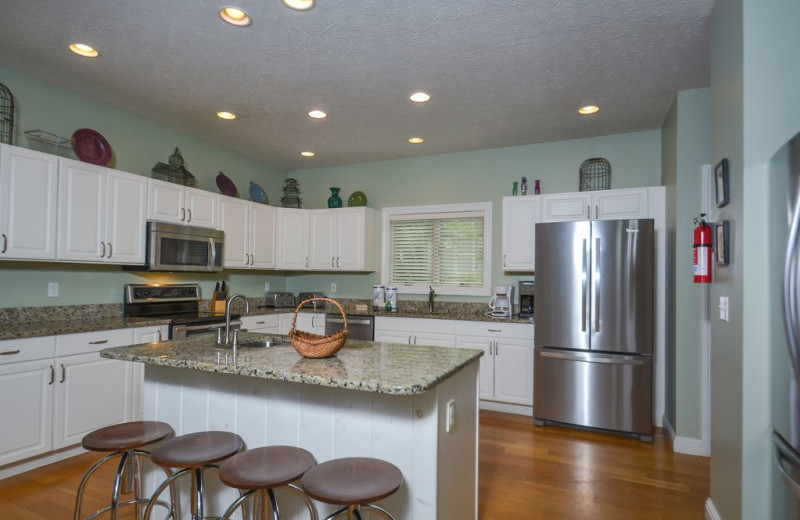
top-left (146, 221), bottom-right (224, 272)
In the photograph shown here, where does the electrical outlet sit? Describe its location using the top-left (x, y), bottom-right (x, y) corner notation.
top-left (264, 282), bottom-right (270, 292)
top-left (48, 282), bottom-right (59, 298)
top-left (719, 296), bottom-right (729, 321)
top-left (331, 283), bottom-right (337, 293)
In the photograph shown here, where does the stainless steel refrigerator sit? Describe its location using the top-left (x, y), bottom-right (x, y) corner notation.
top-left (533, 218), bottom-right (654, 440)
top-left (770, 130), bottom-right (800, 518)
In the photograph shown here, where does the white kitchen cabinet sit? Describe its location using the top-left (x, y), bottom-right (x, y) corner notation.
top-left (131, 325), bottom-right (167, 420)
top-left (309, 207), bottom-right (376, 271)
top-left (501, 195), bottom-right (539, 271)
top-left (0, 336), bottom-right (56, 467)
top-left (218, 198), bottom-right (276, 269)
top-left (57, 160), bottom-right (146, 264)
top-left (148, 178), bottom-right (218, 228)
top-left (374, 317), bottom-right (457, 347)
top-left (540, 188), bottom-right (648, 222)
top-left (0, 145), bottom-right (58, 261)
top-left (241, 314), bottom-right (280, 333)
top-left (279, 312), bottom-right (325, 335)
top-left (276, 208), bottom-right (310, 270)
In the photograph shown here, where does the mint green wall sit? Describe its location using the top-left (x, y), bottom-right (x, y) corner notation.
top-left (0, 65), bottom-right (288, 307)
top-left (286, 131), bottom-right (662, 302)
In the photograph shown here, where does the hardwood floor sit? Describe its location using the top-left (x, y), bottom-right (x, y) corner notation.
top-left (0, 411), bottom-right (709, 519)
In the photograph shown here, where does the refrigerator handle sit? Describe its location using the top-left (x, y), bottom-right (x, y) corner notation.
top-left (774, 431), bottom-right (800, 499)
top-left (582, 239), bottom-right (588, 332)
top-left (783, 185), bottom-right (800, 383)
top-left (539, 349), bottom-right (646, 366)
top-left (594, 237), bottom-right (601, 332)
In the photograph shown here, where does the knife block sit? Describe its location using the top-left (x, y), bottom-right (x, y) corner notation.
top-left (212, 293), bottom-right (226, 314)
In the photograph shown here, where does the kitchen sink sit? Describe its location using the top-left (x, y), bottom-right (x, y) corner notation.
top-left (236, 338), bottom-right (290, 348)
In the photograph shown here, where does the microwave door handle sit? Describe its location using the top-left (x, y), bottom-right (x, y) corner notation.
top-left (784, 188), bottom-right (800, 383)
top-left (208, 238), bottom-right (217, 271)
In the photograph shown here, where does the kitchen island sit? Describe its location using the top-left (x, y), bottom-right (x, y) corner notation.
top-left (101, 332), bottom-right (482, 520)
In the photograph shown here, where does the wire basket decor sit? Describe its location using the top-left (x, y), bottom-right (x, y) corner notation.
top-left (579, 158), bottom-right (611, 191)
top-left (24, 130), bottom-right (78, 159)
top-left (0, 82), bottom-right (14, 145)
top-left (289, 298), bottom-right (348, 358)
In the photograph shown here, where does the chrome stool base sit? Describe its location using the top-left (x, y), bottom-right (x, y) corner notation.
top-left (220, 483), bottom-right (318, 520)
top-left (324, 503), bottom-right (397, 520)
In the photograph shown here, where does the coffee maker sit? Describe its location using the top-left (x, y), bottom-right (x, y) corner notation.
top-left (519, 281), bottom-right (534, 318)
top-left (488, 285), bottom-right (514, 318)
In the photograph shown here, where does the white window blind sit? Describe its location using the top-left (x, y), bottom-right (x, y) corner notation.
top-left (389, 211), bottom-right (485, 287)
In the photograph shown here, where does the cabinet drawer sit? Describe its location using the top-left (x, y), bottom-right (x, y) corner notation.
top-left (56, 328), bottom-right (133, 357)
top-left (241, 314), bottom-right (280, 330)
top-left (457, 321), bottom-right (533, 340)
top-left (414, 318), bottom-right (457, 335)
top-left (375, 316), bottom-right (415, 332)
top-left (0, 336), bottom-right (56, 364)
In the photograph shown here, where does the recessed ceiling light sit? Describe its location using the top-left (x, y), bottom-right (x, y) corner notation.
top-left (408, 137), bottom-right (424, 144)
top-left (308, 110), bottom-right (327, 119)
top-left (578, 105), bottom-right (600, 115)
top-left (217, 111), bottom-right (237, 120)
top-left (219, 7), bottom-right (252, 27)
top-left (409, 92), bottom-right (431, 103)
top-left (284, 0), bottom-right (316, 11)
top-left (301, 151), bottom-right (316, 157)
top-left (69, 43), bottom-right (99, 58)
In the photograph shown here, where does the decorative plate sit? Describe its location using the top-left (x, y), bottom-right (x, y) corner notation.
top-left (216, 172), bottom-right (238, 197)
top-left (71, 128), bottom-right (112, 166)
top-left (347, 190), bottom-right (367, 207)
top-left (249, 181), bottom-right (267, 204)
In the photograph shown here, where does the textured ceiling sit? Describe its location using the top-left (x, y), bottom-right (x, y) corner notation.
top-left (0, 0), bottom-right (713, 171)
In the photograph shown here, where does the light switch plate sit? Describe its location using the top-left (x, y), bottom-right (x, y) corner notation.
top-left (719, 296), bottom-right (729, 321)
top-left (330, 283), bottom-right (337, 293)
top-left (47, 282), bottom-right (59, 298)
top-left (264, 282), bottom-right (270, 292)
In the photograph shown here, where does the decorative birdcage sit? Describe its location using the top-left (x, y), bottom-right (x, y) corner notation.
top-left (0, 82), bottom-right (14, 145)
top-left (579, 158), bottom-right (611, 191)
top-left (281, 178), bottom-right (302, 208)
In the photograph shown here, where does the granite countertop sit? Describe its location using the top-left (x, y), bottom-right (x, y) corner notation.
top-left (0, 316), bottom-right (171, 342)
top-left (100, 332), bottom-right (483, 395)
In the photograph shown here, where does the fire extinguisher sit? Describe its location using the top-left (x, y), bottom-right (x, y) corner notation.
top-left (693, 214), bottom-right (712, 283)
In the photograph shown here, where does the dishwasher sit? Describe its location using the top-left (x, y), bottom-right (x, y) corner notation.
top-left (325, 314), bottom-right (374, 340)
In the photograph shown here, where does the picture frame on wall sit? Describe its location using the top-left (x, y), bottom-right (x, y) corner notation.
top-left (715, 158), bottom-right (730, 208)
top-left (716, 220), bottom-right (730, 265)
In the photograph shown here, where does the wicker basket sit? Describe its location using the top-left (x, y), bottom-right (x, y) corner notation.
top-left (289, 298), bottom-right (348, 358)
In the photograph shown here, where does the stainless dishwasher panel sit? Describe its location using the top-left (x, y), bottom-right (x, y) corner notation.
top-left (325, 314), bottom-right (374, 341)
top-left (534, 347), bottom-right (653, 437)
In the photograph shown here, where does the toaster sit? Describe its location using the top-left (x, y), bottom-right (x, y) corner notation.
top-left (297, 292), bottom-right (326, 308)
top-left (264, 292), bottom-right (295, 308)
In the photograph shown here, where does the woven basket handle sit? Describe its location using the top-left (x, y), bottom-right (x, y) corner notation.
top-left (291, 298), bottom-right (347, 331)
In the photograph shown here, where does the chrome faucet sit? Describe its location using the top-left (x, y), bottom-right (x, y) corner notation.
top-left (224, 294), bottom-right (249, 345)
top-left (428, 286), bottom-right (436, 314)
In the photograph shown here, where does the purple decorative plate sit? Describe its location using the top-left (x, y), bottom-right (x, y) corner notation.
top-left (216, 172), bottom-right (238, 197)
top-left (71, 128), bottom-right (112, 166)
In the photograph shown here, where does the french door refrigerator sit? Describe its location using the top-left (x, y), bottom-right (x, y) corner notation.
top-left (533, 218), bottom-right (654, 440)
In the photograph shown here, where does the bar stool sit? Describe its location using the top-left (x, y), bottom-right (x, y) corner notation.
top-left (218, 446), bottom-right (319, 520)
top-left (301, 457), bottom-right (403, 520)
top-left (143, 430), bottom-right (244, 520)
top-left (73, 420), bottom-right (176, 520)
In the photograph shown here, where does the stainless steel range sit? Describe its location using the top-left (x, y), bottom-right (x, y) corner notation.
top-left (124, 284), bottom-right (241, 339)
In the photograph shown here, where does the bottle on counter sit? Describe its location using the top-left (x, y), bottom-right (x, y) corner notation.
top-left (373, 285), bottom-right (385, 311)
top-left (520, 176), bottom-right (528, 196)
top-left (534, 179), bottom-right (541, 194)
top-left (385, 286), bottom-right (398, 312)
top-left (512, 181), bottom-right (518, 196)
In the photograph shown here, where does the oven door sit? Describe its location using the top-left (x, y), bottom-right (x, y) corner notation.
top-left (148, 222), bottom-right (224, 272)
top-left (171, 320), bottom-right (241, 340)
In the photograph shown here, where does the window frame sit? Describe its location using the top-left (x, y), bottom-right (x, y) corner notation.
top-left (381, 202), bottom-right (492, 296)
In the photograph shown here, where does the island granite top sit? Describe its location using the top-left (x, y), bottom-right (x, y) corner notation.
top-left (100, 332), bottom-right (483, 396)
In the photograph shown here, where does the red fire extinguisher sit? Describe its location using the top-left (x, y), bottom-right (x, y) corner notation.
top-left (693, 214), bottom-right (712, 284)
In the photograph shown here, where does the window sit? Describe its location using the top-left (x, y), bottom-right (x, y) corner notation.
top-left (381, 202), bottom-right (492, 296)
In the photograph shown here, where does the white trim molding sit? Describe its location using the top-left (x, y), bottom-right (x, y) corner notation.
top-left (662, 413), bottom-right (708, 456)
top-left (705, 498), bottom-right (722, 520)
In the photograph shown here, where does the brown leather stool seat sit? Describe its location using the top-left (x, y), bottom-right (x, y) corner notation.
top-left (143, 431), bottom-right (244, 520)
top-left (218, 446), bottom-right (319, 519)
top-left (301, 457), bottom-right (403, 520)
top-left (73, 421), bottom-right (175, 520)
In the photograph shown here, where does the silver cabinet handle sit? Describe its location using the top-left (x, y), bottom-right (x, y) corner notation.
top-left (488, 342), bottom-right (493, 355)
top-left (331, 257), bottom-right (335, 268)
top-left (594, 237), bottom-right (600, 332)
top-left (157, 329), bottom-right (163, 341)
top-left (587, 205), bottom-right (590, 219)
top-left (89, 339), bottom-right (108, 345)
top-left (251, 254), bottom-right (255, 265)
top-left (209, 238), bottom-right (217, 271)
top-left (487, 328), bottom-right (501, 333)
top-left (336, 257), bottom-right (340, 268)
top-left (503, 254), bottom-right (507, 268)
top-left (187, 208), bottom-right (192, 222)
top-left (255, 320), bottom-right (266, 324)
top-left (408, 335), bottom-right (412, 344)
top-left (100, 241), bottom-right (106, 258)
top-left (595, 205), bottom-right (599, 219)
top-left (784, 179), bottom-right (800, 384)
top-left (413, 335), bottom-right (417, 344)
top-left (181, 208), bottom-right (186, 222)
top-left (49, 365), bottom-right (55, 385)
top-left (108, 242), bottom-right (113, 259)
top-left (305, 257), bottom-right (309, 268)
top-left (494, 341), bottom-right (499, 356)
top-left (1, 233), bottom-right (6, 254)
top-left (582, 238), bottom-right (588, 332)
top-left (0, 349), bottom-right (21, 355)
top-left (60, 364), bottom-right (66, 383)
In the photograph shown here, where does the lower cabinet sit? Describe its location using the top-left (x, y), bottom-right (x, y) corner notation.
top-left (241, 314), bottom-right (280, 333)
top-left (374, 317), bottom-right (457, 347)
top-left (279, 313), bottom-right (325, 335)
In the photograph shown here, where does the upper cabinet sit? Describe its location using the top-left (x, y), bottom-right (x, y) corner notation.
top-left (147, 178), bottom-right (218, 228)
top-left (57, 159), bottom-right (146, 264)
top-left (276, 208), bottom-right (310, 270)
top-left (309, 207), bottom-right (376, 271)
top-left (218, 197), bottom-right (276, 269)
top-left (501, 196), bottom-right (539, 271)
top-left (540, 188), bottom-right (648, 222)
top-left (0, 145), bottom-right (58, 260)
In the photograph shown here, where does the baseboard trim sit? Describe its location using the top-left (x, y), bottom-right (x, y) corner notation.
top-left (662, 413), bottom-right (708, 456)
top-left (0, 445), bottom-right (86, 480)
top-left (705, 498), bottom-right (722, 520)
top-left (479, 400), bottom-right (533, 416)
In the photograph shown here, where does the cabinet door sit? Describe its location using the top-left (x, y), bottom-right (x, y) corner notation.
top-left (250, 203), bottom-right (277, 269)
top-left (147, 178), bottom-right (185, 224)
top-left (219, 197), bottom-right (250, 268)
top-left (276, 208), bottom-right (310, 269)
top-left (0, 145), bottom-right (58, 260)
top-left (493, 339), bottom-right (534, 405)
top-left (105, 170), bottom-right (146, 264)
top-left (309, 210), bottom-right (337, 270)
top-left (338, 208), bottom-right (367, 270)
top-left (502, 196), bottom-right (538, 271)
top-left (374, 331), bottom-right (412, 344)
top-left (132, 326), bottom-right (167, 420)
top-left (456, 337), bottom-right (494, 400)
top-left (413, 332), bottom-right (456, 348)
top-left (57, 159), bottom-right (106, 262)
top-left (540, 192), bottom-right (591, 223)
top-left (241, 314), bottom-right (280, 332)
top-left (279, 314), bottom-right (294, 335)
top-left (0, 359), bottom-right (54, 466)
top-left (593, 188), bottom-right (649, 220)
top-left (54, 352), bottom-right (132, 449)
top-left (186, 187), bottom-right (218, 228)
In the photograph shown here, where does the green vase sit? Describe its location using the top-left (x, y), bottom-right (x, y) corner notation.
top-left (327, 187), bottom-right (342, 208)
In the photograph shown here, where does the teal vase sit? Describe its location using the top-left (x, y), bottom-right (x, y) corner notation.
top-left (327, 187), bottom-right (343, 208)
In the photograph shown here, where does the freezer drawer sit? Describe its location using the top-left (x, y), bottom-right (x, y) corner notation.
top-left (534, 347), bottom-right (653, 437)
